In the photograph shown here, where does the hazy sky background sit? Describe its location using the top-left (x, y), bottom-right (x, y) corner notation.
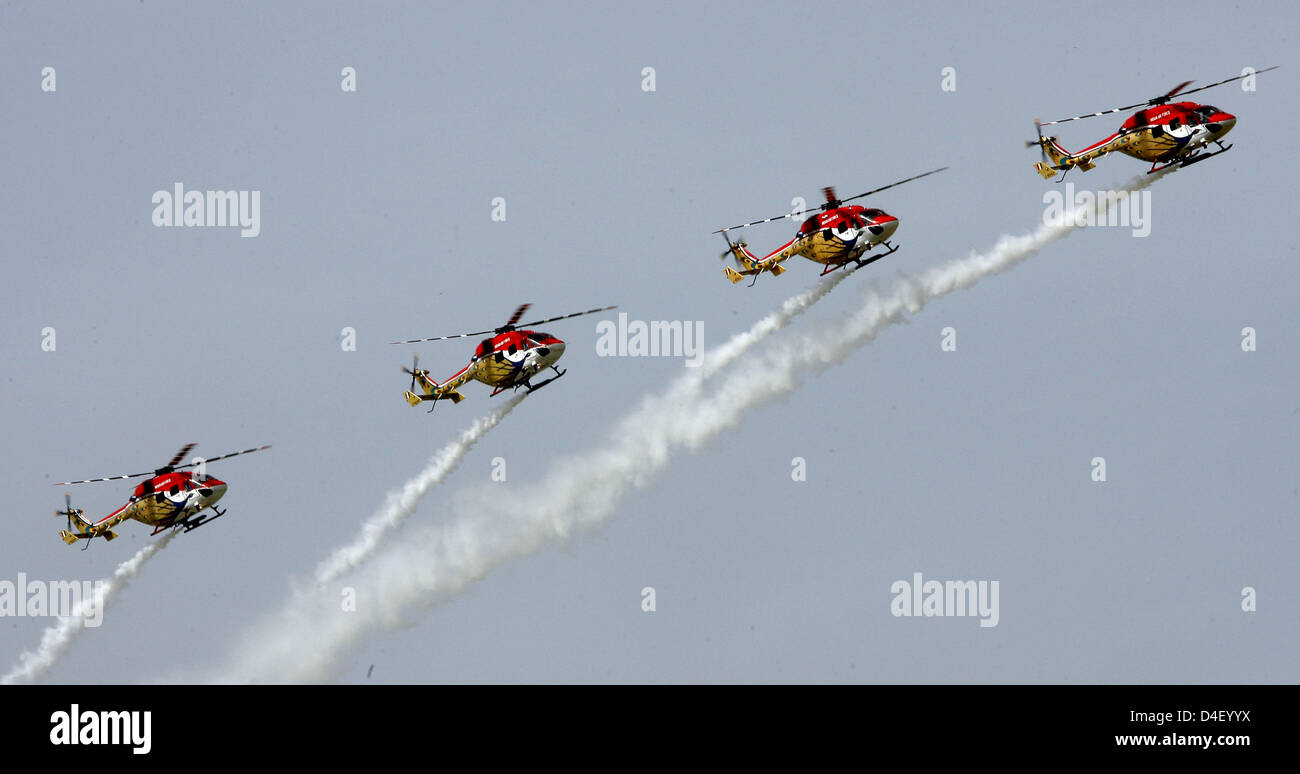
top-left (1, 0), bottom-right (1296, 683)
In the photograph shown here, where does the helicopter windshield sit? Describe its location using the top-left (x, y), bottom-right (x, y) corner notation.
top-left (1193, 105), bottom-right (1219, 122)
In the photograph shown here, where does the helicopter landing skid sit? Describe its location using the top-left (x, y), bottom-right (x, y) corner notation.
top-left (181, 507), bottom-right (226, 533)
top-left (820, 243), bottom-right (899, 276)
top-left (1150, 142), bottom-right (1233, 174)
top-left (1177, 142), bottom-right (1233, 169)
top-left (523, 367), bottom-right (566, 393)
top-left (156, 506), bottom-right (227, 535)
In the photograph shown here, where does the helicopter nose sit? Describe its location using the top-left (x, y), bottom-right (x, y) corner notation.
top-left (540, 341), bottom-right (565, 364)
top-left (1208, 114), bottom-right (1236, 137)
top-left (868, 216), bottom-right (899, 240)
top-left (200, 482), bottom-right (227, 503)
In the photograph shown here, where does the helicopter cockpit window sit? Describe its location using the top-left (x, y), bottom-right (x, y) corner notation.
top-left (168, 485), bottom-right (179, 495)
top-left (533, 332), bottom-right (551, 342)
top-left (862, 208), bottom-right (882, 219)
top-left (476, 339), bottom-right (493, 358)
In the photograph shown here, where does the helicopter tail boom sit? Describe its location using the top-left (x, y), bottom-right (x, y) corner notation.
top-left (720, 238), bottom-right (785, 284)
top-left (1031, 130), bottom-right (1105, 178)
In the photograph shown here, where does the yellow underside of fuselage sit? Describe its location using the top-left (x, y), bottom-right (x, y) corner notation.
top-left (85, 498), bottom-right (177, 535)
top-left (777, 233), bottom-right (863, 266)
top-left (1072, 128), bottom-right (1187, 166)
top-left (420, 357), bottom-right (520, 398)
top-left (122, 498), bottom-right (180, 527)
top-left (471, 356), bottom-right (522, 387)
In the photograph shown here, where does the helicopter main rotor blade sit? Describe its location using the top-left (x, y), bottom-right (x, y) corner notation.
top-left (837, 167), bottom-right (950, 205)
top-left (1161, 80), bottom-right (1195, 100)
top-left (57, 470), bottom-right (156, 485)
top-left (1040, 68), bottom-right (1278, 127)
top-left (1039, 103), bottom-right (1149, 127)
top-left (503, 303), bottom-right (532, 329)
top-left (513, 305), bottom-right (617, 330)
top-left (392, 304), bottom-right (619, 344)
top-left (714, 210), bottom-right (809, 234)
top-left (391, 329), bottom-right (500, 345)
top-left (714, 167), bottom-right (949, 233)
top-left (165, 443), bottom-right (197, 469)
top-left (56, 444), bottom-right (270, 484)
top-left (174, 445), bottom-right (272, 469)
top-left (1175, 66), bottom-right (1277, 98)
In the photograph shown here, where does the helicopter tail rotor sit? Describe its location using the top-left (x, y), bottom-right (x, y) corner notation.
top-left (1026, 120), bottom-right (1056, 160)
top-left (55, 491), bottom-right (79, 533)
top-left (55, 492), bottom-right (100, 545)
top-left (1027, 120), bottom-right (1069, 178)
top-left (401, 353), bottom-right (447, 408)
top-left (717, 230), bottom-right (756, 272)
top-left (400, 353), bottom-right (427, 393)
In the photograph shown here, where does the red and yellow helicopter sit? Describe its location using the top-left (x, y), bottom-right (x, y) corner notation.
top-left (1028, 67), bottom-right (1278, 180)
top-left (391, 303), bottom-right (615, 410)
top-left (714, 167), bottom-right (948, 285)
top-left (54, 443), bottom-right (270, 548)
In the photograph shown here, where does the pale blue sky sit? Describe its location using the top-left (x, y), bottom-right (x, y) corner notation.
top-left (1, 0), bottom-right (1295, 682)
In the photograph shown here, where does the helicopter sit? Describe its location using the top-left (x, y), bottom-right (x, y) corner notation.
top-left (1027, 67), bottom-right (1278, 180)
top-left (54, 443), bottom-right (270, 548)
top-left (713, 167), bottom-right (949, 286)
top-left (391, 303), bottom-right (616, 410)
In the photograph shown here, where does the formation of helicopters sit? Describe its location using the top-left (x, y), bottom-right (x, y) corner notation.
top-left (47, 68), bottom-right (1276, 546)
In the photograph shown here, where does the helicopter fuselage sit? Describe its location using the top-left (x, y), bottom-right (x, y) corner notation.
top-left (766, 205), bottom-right (900, 266)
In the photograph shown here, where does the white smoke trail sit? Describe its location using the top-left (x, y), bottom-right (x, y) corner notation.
top-left (313, 392), bottom-right (528, 584)
top-left (311, 267), bottom-right (851, 589)
top-left (209, 272), bottom-right (857, 683)
top-left (205, 268), bottom-right (857, 682)
top-left (3, 531), bottom-right (178, 685)
top-left (215, 172), bottom-right (1168, 682)
top-left (692, 264), bottom-right (857, 383)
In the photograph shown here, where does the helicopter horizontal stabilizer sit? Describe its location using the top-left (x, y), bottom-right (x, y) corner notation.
top-left (404, 389), bottom-right (466, 406)
top-left (102, 530), bottom-right (118, 542)
top-left (768, 263), bottom-right (786, 276)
